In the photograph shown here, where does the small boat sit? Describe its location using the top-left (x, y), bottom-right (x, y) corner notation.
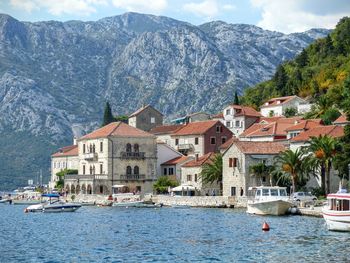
top-left (0, 198), bottom-right (10, 204)
top-left (247, 186), bottom-right (292, 216)
top-left (170, 204), bottom-right (191, 209)
top-left (322, 192), bottom-right (350, 231)
top-left (25, 194), bottom-right (81, 213)
top-left (112, 200), bottom-right (145, 207)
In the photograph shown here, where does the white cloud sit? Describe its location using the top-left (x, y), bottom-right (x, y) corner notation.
top-left (223, 4), bottom-right (236, 11)
top-left (10, 0), bottom-right (38, 13)
top-left (251, 0), bottom-right (349, 33)
top-left (183, 0), bottom-right (235, 19)
top-left (111, 0), bottom-right (167, 14)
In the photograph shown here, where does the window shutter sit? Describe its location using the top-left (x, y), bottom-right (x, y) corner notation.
top-left (233, 158), bottom-right (237, 167)
top-left (229, 158), bottom-right (233, 167)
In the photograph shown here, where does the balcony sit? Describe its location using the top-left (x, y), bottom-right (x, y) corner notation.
top-left (177, 144), bottom-right (194, 150)
top-left (120, 152), bottom-right (145, 159)
top-left (120, 174), bottom-right (146, 180)
top-left (64, 174), bottom-right (108, 180)
top-left (84, 152), bottom-right (98, 161)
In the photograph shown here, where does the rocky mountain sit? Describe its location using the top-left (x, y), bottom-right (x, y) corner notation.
top-left (0, 12), bottom-right (330, 189)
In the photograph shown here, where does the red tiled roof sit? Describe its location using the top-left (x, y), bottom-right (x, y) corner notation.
top-left (233, 141), bottom-right (286, 154)
top-left (52, 145), bottom-right (78, 157)
top-left (161, 156), bottom-right (191, 165)
top-left (285, 119), bottom-right (323, 131)
top-left (182, 152), bottom-right (215, 167)
top-left (229, 105), bottom-right (261, 117)
top-left (291, 125), bottom-right (344, 142)
top-left (173, 120), bottom-right (221, 136)
top-left (129, 104), bottom-right (163, 118)
top-left (80, 122), bottom-right (154, 140)
top-left (219, 137), bottom-right (238, 150)
top-left (150, 124), bottom-right (184, 135)
top-left (211, 112), bottom-right (224, 119)
top-left (260, 95), bottom-right (300, 108)
top-left (334, 114), bottom-right (349, 124)
top-left (259, 116), bottom-right (284, 123)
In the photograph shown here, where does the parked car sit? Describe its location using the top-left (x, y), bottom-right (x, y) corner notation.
top-left (291, 192), bottom-right (317, 203)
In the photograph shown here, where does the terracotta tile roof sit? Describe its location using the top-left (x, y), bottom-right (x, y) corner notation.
top-left (229, 105), bottom-right (261, 117)
top-left (219, 137), bottom-right (238, 150)
top-left (291, 125), bottom-right (345, 142)
top-left (240, 117), bottom-right (304, 138)
top-left (129, 104), bottom-right (163, 118)
top-left (52, 145), bottom-right (78, 157)
top-left (211, 112), bottom-right (224, 119)
top-left (334, 114), bottom-right (349, 124)
top-left (173, 120), bottom-right (222, 136)
top-left (233, 141), bottom-right (286, 154)
top-left (259, 116), bottom-right (284, 123)
top-left (80, 122), bottom-right (154, 140)
top-left (161, 156), bottom-right (191, 165)
top-left (150, 124), bottom-right (184, 135)
top-left (260, 95), bottom-right (300, 108)
top-left (285, 119), bottom-right (323, 132)
top-left (182, 152), bottom-right (215, 167)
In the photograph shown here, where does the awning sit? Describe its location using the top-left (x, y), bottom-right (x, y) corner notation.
top-left (171, 185), bottom-right (196, 192)
top-left (112, 185), bottom-right (126, 188)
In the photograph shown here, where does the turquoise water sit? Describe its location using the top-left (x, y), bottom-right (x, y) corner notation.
top-left (0, 205), bottom-right (349, 262)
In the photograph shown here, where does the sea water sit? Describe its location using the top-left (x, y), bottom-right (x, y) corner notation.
top-left (0, 205), bottom-right (349, 262)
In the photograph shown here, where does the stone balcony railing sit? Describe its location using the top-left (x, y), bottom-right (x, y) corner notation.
top-left (177, 144), bottom-right (194, 150)
top-left (65, 174), bottom-right (108, 180)
top-left (83, 152), bottom-right (98, 161)
top-left (120, 152), bottom-right (145, 159)
top-left (120, 174), bottom-right (146, 180)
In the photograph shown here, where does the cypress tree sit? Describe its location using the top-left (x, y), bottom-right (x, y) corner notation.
top-left (234, 90), bottom-right (240, 105)
top-left (102, 101), bottom-right (114, 126)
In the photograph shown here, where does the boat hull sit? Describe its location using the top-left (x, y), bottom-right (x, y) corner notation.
top-left (26, 203), bottom-right (81, 213)
top-left (112, 201), bottom-right (145, 207)
top-left (322, 208), bottom-right (350, 231)
top-left (247, 200), bottom-right (292, 216)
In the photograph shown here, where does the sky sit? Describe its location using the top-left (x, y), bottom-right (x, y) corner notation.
top-left (0, 0), bottom-right (349, 33)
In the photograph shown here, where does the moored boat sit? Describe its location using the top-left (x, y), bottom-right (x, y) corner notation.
top-left (247, 186), bottom-right (292, 216)
top-left (322, 192), bottom-right (350, 231)
top-left (25, 194), bottom-right (81, 213)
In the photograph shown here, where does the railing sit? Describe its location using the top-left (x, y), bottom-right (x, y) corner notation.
top-left (120, 174), bottom-right (146, 180)
top-left (120, 152), bottom-right (145, 159)
top-left (64, 174), bottom-right (108, 180)
top-left (177, 144), bottom-right (194, 150)
top-left (83, 152), bottom-right (98, 161)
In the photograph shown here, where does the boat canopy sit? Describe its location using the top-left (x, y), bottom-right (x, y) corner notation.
top-left (42, 193), bottom-right (60, 198)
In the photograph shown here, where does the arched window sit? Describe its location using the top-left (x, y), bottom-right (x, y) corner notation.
top-left (90, 166), bottom-right (93, 175)
top-left (89, 144), bottom-right (92, 153)
top-left (92, 144), bottom-right (96, 153)
top-left (134, 144), bottom-right (139, 153)
top-left (134, 166), bottom-right (139, 175)
top-left (126, 166), bottom-right (132, 175)
top-left (126, 143), bottom-right (132, 152)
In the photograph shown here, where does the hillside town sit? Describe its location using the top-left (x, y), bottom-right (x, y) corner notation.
top-left (49, 95), bottom-right (348, 202)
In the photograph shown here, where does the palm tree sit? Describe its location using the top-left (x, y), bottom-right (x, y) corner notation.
top-left (274, 149), bottom-right (312, 194)
top-left (306, 135), bottom-right (339, 194)
top-left (249, 162), bottom-right (273, 186)
top-left (200, 154), bottom-right (223, 192)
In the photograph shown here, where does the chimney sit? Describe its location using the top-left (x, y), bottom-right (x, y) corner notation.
top-left (195, 154), bottom-right (199, 162)
top-left (73, 137), bottom-right (77, 145)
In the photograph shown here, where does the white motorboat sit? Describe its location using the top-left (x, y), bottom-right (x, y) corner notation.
top-left (25, 194), bottom-right (81, 213)
top-left (322, 192), bottom-right (350, 231)
top-left (247, 186), bottom-right (292, 216)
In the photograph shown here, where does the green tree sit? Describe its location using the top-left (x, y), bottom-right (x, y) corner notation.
top-left (320, 108), bottom-right (341, 125)
top-left (274, 149), bottom-right (312, 193)
top-left (153, 176), bottom-right (179, 194)
top-left (296, 48), bottom-right (308, 67)
top-left (249, 162), bottom-right (273, 186)
top-left (306, 135), bottom-right (339, 194)
top-left (55, 169), bottom-right (78, 189)
top-left (274, 65), bottom-right (288, 94)
top-left (283, 107), bottom-right (298, 118)
top-left (200, 154), bottom-right (223, 192)
top-left (114, 115), bottom-right (128, 124)
top-left (234, 90), bottom-right (240, 105)
top-left (102, 101), bottom-right (114, 126)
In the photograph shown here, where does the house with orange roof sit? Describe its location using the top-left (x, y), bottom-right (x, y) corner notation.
top-left (64, 122), bottom-right (157, 195)
top-left (286, 119), bottom-right (323, 139)
top-left (180, 152), bottom-right (221, 196)
top-left (128, 104), bottom-right (163, 132)
top-left (222, 141), bottom-right (286, 197)
top-left (239, 117), bottom-right (302, 142)
top-left (171, 120), bottom-right (233, 157)
top-left (222, 104), bottom-right (261, 136)
top-left (260, 95), bottom-right (311, 117)
top-left (333, 114), bottom-right (350, 126)
top-left (149, 124), bottom-right (184, 145)
top-left (50, 142), bottom-right (79, 189)
top-left (160, 155), bottom-right (194, 182)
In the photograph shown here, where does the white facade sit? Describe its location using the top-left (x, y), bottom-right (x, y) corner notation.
top-left (223, 106), bottom-right (259, 136)
top-left (172, 135), bottom-right (205, 157)
top-left (260, 96), bottom-right (308, 117)
top-left (50, 154), bottom-right (79, 189)
top-left (156, 143), bottom-right (182, 177)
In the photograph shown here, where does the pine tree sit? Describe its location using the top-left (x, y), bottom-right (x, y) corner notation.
top-left (102, 101), bottom-right (114, 126)
top-left (274, 65), bottom-right (288, 94)
top-left (234, 90), bottom-right (240, 105)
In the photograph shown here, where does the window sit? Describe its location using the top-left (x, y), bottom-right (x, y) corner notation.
top-left (92, 144), bottom-right (96, 153)
top-left (226, 121), bottom-right (231, 128)
top-left (90, 166), bottom-right (93, 175)
top-left (175, 139), bottom-right (179, 146)
top-left (126, 143), bottom-right (132, 152)
top-left (134, 166), bottom-right (139, 175)
top-left (229, 158), bottom-right (233, 167)
top-left (100, 186), bottom-right (103, 194)
top-left (210, 137), bottom-right (216, 145)
top-left (262, 176), bottom-right (266, 182)
top-left (100, 164), bottom-right (103, 174)
top-left (151, 117), bottom-right (155, 123)
top-left (83, 144), bottom-right (86, 153)
top-left (231, 187), bottom-right (236, 196)
top-left (220, 126), bottom-right (223, 132)
top-left (221, 136), bottom-right (227, 144)
top-left (100, 141), bottom-right (103, 152)
top-left (83, 165), bottom-right (86, 175)
top-left (187, 174), bottom-right (192, 181)
top-left (271, 189), bottom-right (278, 196)
top-left (226, 109), bottom-right (231, 115)
top-left (216, 126), bottom-right (221, 133)
top-left (136, 186), bottom-right (141, 192)
top-left (169, 168), bottom-right (174, 175)
top-left (134, 144), bottom-right (139, 153)
top-left (195, 137), bottom-right (199, 145)
top-left (126, 166), bottom-right (132, 175)
top-left (233, 158), bottom-right (238, 167)
top-left (262, 189), bottom-right (269, 196)
top-left (194, 174), bottom-right (198, 182)
top-left (235, 120), bottom-right (240, 127)
top-left (163, 168), bottom-right (167, 175)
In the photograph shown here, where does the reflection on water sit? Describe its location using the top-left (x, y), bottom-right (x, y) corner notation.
top-left (0, 205), bottom-right (349, 262)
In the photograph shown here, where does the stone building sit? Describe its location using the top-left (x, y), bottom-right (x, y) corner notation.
top-left (222, 141), bottom-right (286, 197)
top-left (50, 144), bottom-right (79, 189)
top-left (150, 124), bottom-right (184, 145)
top-left (260, 95), bottom-right (310, 117)
top-left (64, 122), bottom-right (157, 195)
top-left (161, 155), bottom-right (193, 182)
top-left (128, 104), bottom-right (163, 132)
